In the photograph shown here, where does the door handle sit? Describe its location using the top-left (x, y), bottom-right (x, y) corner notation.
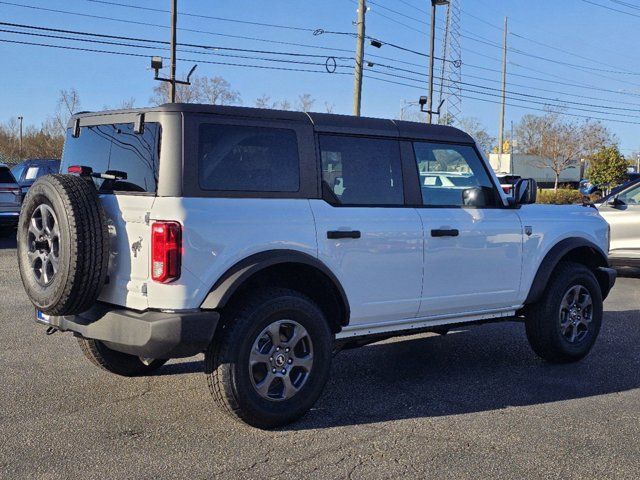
top-left (431, 229), bottom-right (459, 237)
top-left (327, 230), bottom-right (361, 239)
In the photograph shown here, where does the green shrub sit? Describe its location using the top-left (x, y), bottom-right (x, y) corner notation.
top-left (537, 189), bottom-right (584, 205)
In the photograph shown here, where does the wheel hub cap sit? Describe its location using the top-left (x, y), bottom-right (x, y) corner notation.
top-left (559, 284), bottom-right (593, 344)
top-left (249, 319), bottom-right (314, 402)
top-left (27, 204), bottom-right (60, 287)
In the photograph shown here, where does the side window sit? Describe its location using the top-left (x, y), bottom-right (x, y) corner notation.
top-left (413, 142), bottom-right (498, 207)
top-left (319, 135), bottom-right (404, 206)
top-left (618, 184), bottom-right (640, 205)
top-left (24, 167), bottom-right (40, 181)
top-left (198, 124), bottom-right (300, 192)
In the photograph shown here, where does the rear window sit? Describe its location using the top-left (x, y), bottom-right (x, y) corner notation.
top-left (61, 122), bottom-right (161, 193)
top-left (198, 124), bottom-right (300, 192)
top-left (0, 167), bottom-right (16, 184)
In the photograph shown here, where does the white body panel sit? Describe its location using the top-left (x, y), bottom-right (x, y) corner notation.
top-left (100, 198), bottom-right (610, 337)
top-left (417, 208), bottom-right (523, 316)
top-left (309, 200), bottom-right (423, 325)
top-left (146, 197), bottom-right (318, 311)
top-left (516, 204), bottom-right (610, 300)
top-left (97, 194), bottom-right (155, 311)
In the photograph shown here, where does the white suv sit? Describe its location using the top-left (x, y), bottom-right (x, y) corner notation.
top-left (17, 104), bottom-right (616, 428)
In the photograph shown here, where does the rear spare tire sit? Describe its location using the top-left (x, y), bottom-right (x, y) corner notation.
top-left (17, 174), bottom-right (110, 316)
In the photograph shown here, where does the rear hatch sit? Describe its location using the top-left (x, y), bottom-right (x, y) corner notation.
top-left (0, 166), bottom-right (21, 212)
top-left (60, 121), bottom-right (161, 310)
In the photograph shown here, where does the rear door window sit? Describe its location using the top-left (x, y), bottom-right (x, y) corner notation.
top-left (198, 124), bottom-right (300, 192)
top-left (61, 122), bottom-right (161, 193)
top-left (319, 135), bottom-right (404, 206)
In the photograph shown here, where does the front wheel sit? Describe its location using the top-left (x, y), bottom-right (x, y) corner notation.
top-left (205, 288), bottom-right (333, 429)
top-left (525, 261), bottom-right (603, 363)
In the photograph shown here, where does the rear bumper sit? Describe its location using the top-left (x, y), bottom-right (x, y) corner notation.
top-left (41, 303), bottom-right (219, 359)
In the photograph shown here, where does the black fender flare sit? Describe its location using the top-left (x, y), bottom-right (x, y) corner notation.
top-left (199, 249), bottom-right (350, 326)
top-left (524, 237), bottom-right (610, 304)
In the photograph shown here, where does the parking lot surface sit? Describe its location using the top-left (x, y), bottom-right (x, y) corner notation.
top-left (1, 230), bottom-right (639, 479)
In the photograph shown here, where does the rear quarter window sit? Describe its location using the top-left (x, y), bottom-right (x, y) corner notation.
top-left (198, 124), bottom-right (300, 192)
top-left (61, 122), bottom-right (161, 193)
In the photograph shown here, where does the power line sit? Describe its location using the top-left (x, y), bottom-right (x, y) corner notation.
top-left (86, 0), bottom-right (316, 32)
top-left (0, 1), bottom-right (355, 54)
top-left (0, 38), bottom-right (354, 74)
top-left (365, 73), bottom-right (640, 125)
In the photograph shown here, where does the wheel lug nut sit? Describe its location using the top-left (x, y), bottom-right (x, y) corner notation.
top-left (276, 347), bottom-right (280, 351)
top-left (269, 357), bottom-right (273, 361)
top-left (288, 359), bottom-right (293, 364)
top-left (272, 368), bottom-right (276, 373)
top-left (281, 369), bottom-right (286, 374)
top-left (285, 347), bottom-right (290, 352)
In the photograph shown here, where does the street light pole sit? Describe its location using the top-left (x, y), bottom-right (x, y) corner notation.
top-left (18, 116), bottom-right (23, 160)
top-left (427, 0), bottom-right (449, 124)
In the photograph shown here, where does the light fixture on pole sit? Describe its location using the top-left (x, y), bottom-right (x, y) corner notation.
top-left (422, 0), bottom-right (449, 123)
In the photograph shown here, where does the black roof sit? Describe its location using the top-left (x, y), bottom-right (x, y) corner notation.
top-left (71, 103), bottom-right (475, 144)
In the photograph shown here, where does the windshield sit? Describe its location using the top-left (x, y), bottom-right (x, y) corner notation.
top-left (61, 122), bottom-right (161, 194)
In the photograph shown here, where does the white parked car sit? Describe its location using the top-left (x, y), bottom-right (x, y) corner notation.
top-left (17, 105), bottom-right (615, 428)
top-left (598, 180), bottom-right (640, 267)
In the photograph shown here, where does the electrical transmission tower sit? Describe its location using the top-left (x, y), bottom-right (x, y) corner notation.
top-left (438, 0), bottom-right (462, 124)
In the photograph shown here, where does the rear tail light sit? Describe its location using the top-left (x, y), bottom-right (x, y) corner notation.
top-left (67, 165), bottom-right (93, 175)
top-left (151, 221), bottom-right (182, 283)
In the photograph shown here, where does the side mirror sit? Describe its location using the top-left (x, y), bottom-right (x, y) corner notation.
top-left (607, 196), bottom-right (624, 208)
top-left (513, 178), bottom-right (537, 205)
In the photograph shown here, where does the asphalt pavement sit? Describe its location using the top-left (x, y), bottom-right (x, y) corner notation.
top-left (1, 229), bottom-right (639, 479)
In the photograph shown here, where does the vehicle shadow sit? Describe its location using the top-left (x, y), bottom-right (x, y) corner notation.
top-left (285, 309), bottom-right (640, 430)
top-left (0, 228), bottom-right (17, 249)
top-left (617, 267), bottom-right (640, 279)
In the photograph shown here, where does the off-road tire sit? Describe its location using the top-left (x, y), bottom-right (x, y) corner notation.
top-left (205, 288), bottom-right (333, 429)
top-left (78, 338), bottom-right (167, 376)
top-left (17, 174), bottom-right (109, 315)
top-left (525, 261), bottom-right (603, 363)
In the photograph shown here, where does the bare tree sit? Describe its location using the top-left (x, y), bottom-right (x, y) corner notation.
top-left (255, 94), bottom-right (272, 109)
top-left (457, 117), bottom-right (495, 155)
top-left (276, 99), bottom-right (292, 111)
top-left (150, 75), bottom-right (241, 106)
top-left (515, 111), bottom-right (615, 190)
top-left (296, 94), bottom-right (315, 112)
top-left (198, 76), bottom-right (241, 106)
top-left (54, 88), bottom-right (81, 136)
top-left (324, 102), bottom-right (335, 113)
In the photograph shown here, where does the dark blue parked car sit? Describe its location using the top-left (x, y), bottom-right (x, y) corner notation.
top-left (580, 173), bottom-right (640, 196)
top-left (11, 159), bottom-right (60, 194)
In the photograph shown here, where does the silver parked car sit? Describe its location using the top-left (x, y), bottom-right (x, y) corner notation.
top-left (0, 163), bottom-right (21, 229)
top-left (598, 181), bottom-right (640, 267)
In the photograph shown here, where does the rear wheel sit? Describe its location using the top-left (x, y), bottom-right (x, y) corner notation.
top-left (205, 288), bottom-right (333, 429)
top-left (78, 338), bottom-right (167, 377)
top-left (525, 261), bottom-right (603, 363)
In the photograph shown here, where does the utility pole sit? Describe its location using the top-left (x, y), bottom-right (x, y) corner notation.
top-left (17, 116), bottom-right (23, 159)
top-left (169, 0), bottom-right (178, 103)
top-left (498, 16), bottom-right (508, 157)
top-left (427, 1), bottom-right (437, 123)
top-left (352, 0), bottom-right (366, 116)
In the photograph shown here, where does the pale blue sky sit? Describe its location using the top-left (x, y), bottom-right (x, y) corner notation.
top-left (2, 0), bottom-right (640, 155)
